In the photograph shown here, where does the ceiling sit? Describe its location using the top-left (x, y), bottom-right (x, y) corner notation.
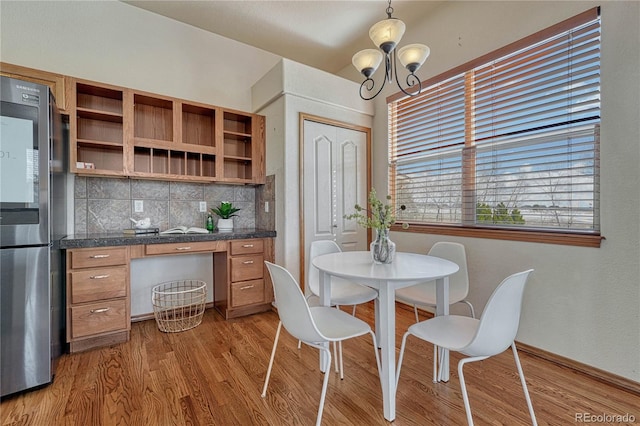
top-left (123, 1), bottom-right (443, 74)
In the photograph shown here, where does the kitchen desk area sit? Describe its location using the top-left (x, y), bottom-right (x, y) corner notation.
top-left (59, 229), bottom-right (276, 353)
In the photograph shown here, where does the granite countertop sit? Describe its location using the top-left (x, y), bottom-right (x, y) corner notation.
top-left (57, 228), bottom-right (276, 249)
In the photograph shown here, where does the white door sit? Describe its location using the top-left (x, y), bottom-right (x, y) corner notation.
top-left (302, 119), bottom-right (368, 283)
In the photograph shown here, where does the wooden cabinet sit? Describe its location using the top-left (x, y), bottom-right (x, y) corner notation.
top-left (0, 62), bottom-right (68, 112)
top-left (66, 247), bottom-right (130, 352)
top-left (129, 91), bottom-right (219, 181)
top-left (64, 237), bottom-right (274, 352)
top-left (222, 110), bottom-right (265, 183)
top-left (69, 80), bottom-right (127, 175)
top-left (214, 238), bottom-right (274, 319)
top-left (142, 240), bottom-right (226, 256)
top-left (68, 78), bottom-right (266, 183)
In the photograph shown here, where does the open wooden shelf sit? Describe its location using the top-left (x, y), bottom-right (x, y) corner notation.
top-left (72, 81), bottom-right (125, 174)
top-left (70, 79), bottom-right (264, 183)
top-left (77, 142), bottom-right (124, 172)
top-left (182, 103), bottom-right (216, 148)
top-left (76, 83), bottom-right (123, 114)
top-left (77, 138), bottom-right (124, 148)
top-left (223, 158), bottom-right (253, 181)
top-left (224, 133), bottom-right (252, 158)
top-left (222, 111), bottom-right (264, 182)
top-left (134, 94), bottom-right (173, 142)
top-left (133, 146), bottom-right (217, 180)
top-left (224, 111), bottom-right (252, 134)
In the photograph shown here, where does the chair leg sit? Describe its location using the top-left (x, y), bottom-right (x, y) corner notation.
top-left (395, 331), bottom-right (410, 388)
top-left (433, 344), bottom-right (438, 383)
top-left (437, 346), bottom-right (446, 383)
top-left (333, 306), bottom-right (341, 373)
top-left (512, 343), bottom-right (538, 426)
top-left (298, 296), bottom-right (313, 351)
top-left (352, 305), bottom-right (357, 316)
top-left (261, 321), bottom-right (282, 397)
top-left (457, 356), bottom-right (489, 425)
top-left (368, 330), bottom-right (382, 389)
top-left (413, 305), bottom-right (420, 323)
top-left (316, 346), bottom-right (332, 426)
top-left (457, 358), bottom-right (475, 426)
top-left (462, 300), bottom-right (475, 318)
top-left (338, 341), bottom-right (344, 380)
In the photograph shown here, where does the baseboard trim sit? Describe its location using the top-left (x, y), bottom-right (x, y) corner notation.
top-left (516, 341), bottom-right (640, 396)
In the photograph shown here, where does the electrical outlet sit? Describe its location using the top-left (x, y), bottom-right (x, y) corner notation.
top-left (199, 201), bottom-right (207, 212)
top-left (264, 201), bottom-right (269, 213)
top-left (134, 200), bottom-right (143, 213)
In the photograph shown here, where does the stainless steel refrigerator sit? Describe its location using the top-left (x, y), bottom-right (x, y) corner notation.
top-left (0, 76), bottom-right (66, 397)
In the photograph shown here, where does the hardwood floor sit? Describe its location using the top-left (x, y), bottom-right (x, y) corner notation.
top-left (2, 302), bottom-right (638, 425)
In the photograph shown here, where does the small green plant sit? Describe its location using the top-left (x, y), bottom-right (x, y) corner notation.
top-left (344, 188), bottom-right (408, 231)
top-left (210, 201), bottom-right (241, 219)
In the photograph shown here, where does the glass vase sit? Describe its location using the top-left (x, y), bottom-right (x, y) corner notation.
top-left (370, 228), bottom-right (396, 264)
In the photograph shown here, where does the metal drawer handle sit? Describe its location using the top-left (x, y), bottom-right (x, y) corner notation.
top-left (242, 260), bottom-right (254, 264)
top-left (90, 274), bottom-right (110, 279)
top-left (240, 285), bottom-right (255, 290)
top-left (90, 254), bottom-right (110, 259)
top-left (90, 307), bottom-right (110, 314)
top-left (175, 247), bottom-right (192, 251)
top-left (242, 244), bottom-right (254, 248)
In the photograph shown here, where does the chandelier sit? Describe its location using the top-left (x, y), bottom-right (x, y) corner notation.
top-left (352, 0), bottom-right (430, 100)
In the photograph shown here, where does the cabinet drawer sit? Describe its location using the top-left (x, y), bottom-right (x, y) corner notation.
top-left (145, 240), bottom-right (226, 255)
top-left (230, 254), bottom-right (264, 282)
top-left (70, 266), bottom-right (127, 304)
top-left (70, 299), bottom-right (128, 339)
top-left (230, 239), bottom-right (264, 255)
top-left (231, 279), bottom-right (265, 307)
top-left (70, 247), bottom-right (127, 269)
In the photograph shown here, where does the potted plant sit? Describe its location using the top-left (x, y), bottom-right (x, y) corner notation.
top-left (210, 201), bottom-right (241, 232)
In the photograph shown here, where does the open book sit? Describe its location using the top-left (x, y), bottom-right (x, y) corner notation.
top-left (160, 226), bottom-right (210, 235)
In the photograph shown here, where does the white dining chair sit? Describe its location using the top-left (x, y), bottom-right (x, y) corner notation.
top-left (302, 240), bottom-right (379, 372)
top-left (396, 269), bottom-right (537, 426)
top-left (395, 241), bottom-right (475, 322)
top-left (307, 240), bottom-right (378, 316)
top-left (262, 261), bottom-right (381, 426)
top-left (395, 242), bottom-right (475, 382)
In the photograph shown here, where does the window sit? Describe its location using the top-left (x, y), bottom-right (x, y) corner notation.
top-left (388, 8), bottom-right (601, 247)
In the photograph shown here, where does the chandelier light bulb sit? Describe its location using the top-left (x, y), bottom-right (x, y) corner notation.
top-left (398, 44), bottom-right (431, 73)
top-left (352, 49), bottom-right (384, 77)
top-left (369, 18), bottom-right (406, 54)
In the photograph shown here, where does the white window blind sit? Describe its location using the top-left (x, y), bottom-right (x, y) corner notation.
top-left (389, 8), bottom-right (600, 234)
top-left (389, 73), bottom-right (465, 224)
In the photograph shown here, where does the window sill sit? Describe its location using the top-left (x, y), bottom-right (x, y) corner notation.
top-left (391, 223), bottom-right (603, 248)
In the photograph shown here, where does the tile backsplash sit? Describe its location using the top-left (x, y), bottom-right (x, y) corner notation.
top-left (74, 176), bottom-right (275, 234)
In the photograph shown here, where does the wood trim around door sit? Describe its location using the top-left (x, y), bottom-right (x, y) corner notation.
top-left (298, 113), bottom-right (372, 292)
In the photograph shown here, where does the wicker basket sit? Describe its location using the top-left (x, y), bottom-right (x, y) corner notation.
top-left (152, 280), bottom-right (207, 333)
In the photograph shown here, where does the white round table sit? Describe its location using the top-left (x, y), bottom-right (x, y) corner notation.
top-left (312, 251), bottom-right (459, 421)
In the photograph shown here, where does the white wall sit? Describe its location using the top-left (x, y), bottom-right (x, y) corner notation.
top-left (0, 0), bottom-right (280, 111)
top-left (340, 1), bottom-right (640, 382)
top-left (252, 59), bottom-right (373, 280)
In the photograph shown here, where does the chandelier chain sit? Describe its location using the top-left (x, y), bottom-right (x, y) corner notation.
top-left (386, 0), bottom-right (394, 18)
